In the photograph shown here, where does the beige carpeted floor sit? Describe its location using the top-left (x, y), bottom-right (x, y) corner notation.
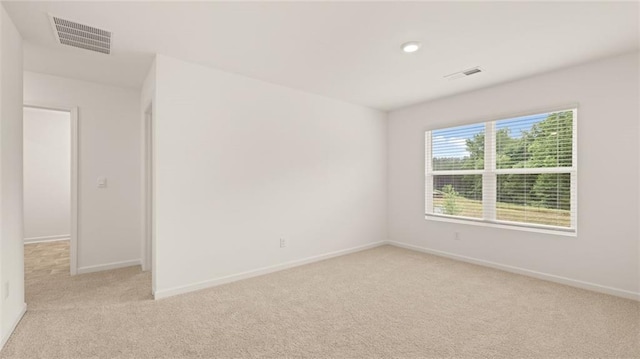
top-left (1, 245), bottom-right (638, 358)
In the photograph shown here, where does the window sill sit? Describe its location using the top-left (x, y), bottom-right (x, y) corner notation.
top-left (425, 214), bottom-right (577, 237)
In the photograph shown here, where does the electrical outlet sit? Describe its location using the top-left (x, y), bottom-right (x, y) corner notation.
top-left (280, 238), bottom-right (286, 248)
top-left (4, 282), bottom-right (9, 299)
top-left (454, 232), bottom-right (461, 240)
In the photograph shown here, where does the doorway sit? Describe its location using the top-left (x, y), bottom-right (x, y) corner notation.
top-left (22, 105), bottom-right (78, 278)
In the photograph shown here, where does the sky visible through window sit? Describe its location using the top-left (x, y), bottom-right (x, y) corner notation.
top-left (432, 113), bottom-right (549, 159)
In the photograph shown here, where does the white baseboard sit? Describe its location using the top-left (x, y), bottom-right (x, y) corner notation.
top-left (154, 241), bottom-right (386, 300)
top-left (76, 259), bottom-right (141, 275)
top-left (386, 240), bottom-right (640, 301)
top-left (0, 303), bottom-right (26, 352)
top-left (23, 234), bottom-right (69, 244)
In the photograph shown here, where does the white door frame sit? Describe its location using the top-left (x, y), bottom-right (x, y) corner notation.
top-left (142, 105), bottom-right (153, 276)
top-left (23, 104), bottom-right (79, 276)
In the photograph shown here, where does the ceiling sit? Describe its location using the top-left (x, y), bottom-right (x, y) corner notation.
top-left (4, 1), bottom-right (639, 111)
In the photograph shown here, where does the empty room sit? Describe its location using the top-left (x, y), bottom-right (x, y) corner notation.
top-left (22, 107), bottom-right (72, 279)
top-left (0, 1), bottom-right (638, 358)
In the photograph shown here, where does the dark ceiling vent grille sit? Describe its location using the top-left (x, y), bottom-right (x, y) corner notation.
top-left (462, 68), bottom-right (482, 76)
top-left (445, 67), bottom-right (483, 81)
top-left (49, 15), bottom-right (111, 54)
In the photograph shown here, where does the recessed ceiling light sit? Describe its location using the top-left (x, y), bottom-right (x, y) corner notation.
top-left (401, 41), bottom-right (421, 53)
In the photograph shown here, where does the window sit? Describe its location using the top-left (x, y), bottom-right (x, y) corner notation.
top-left (425, 109), bottom-right (577, 234)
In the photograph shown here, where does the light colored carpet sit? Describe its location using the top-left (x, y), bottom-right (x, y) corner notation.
top-left (1, 245), bottom-right (638, 358)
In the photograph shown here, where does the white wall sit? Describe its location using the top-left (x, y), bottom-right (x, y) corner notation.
top-left (153, 55), bottom-right (387, 298)
top-left (23, 107), bottom-right (70, 242)
top-left (0, 4), bottom-right (25, 350)
top-left (388, 51), bottom-right (640, 298)
top-left (23, 72), bottom-right (142, 273)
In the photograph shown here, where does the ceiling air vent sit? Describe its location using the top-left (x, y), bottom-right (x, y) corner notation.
top-left (444, 67), bottom-right (483, 81)
top-left (49, 15), bottom-right (111, 54)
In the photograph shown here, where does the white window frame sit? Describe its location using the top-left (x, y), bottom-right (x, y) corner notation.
top-left (425, 107), bottom-right (578, 236)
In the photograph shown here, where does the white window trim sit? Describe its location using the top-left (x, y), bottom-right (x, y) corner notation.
top-left (425, 107), bottom-right (578, 236)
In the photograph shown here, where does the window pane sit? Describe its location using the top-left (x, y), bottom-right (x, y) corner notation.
top-left (432, 123), bottom-right (484, 171)
top-left (496, 110), bottom-right (573, 169)
top-left (496, 173), bottom-right (571, 227)
top-left (432, 175), bottom-right (482, 218)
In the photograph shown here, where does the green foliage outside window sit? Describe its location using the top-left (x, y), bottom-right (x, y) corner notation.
top-left (440, 184), bottom-right (462, 216)
top-left (433, 111), bottom-right (573, 211)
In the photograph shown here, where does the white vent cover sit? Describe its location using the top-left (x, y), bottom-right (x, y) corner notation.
top-left (49, 15), bottom-right (111, 54)
top-left (444, 67), bottom-right (483, 81)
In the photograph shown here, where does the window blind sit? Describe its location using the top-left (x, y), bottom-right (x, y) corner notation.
top-left (425, 109), bottom-right (577, 233)
top-left (426, 123), bottom-right (485, 219)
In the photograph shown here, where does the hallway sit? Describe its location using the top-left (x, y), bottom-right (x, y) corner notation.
top-left (1, 240), bottom-right (150, 357)
top-left (20, 241), bottom-right (151, 311)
